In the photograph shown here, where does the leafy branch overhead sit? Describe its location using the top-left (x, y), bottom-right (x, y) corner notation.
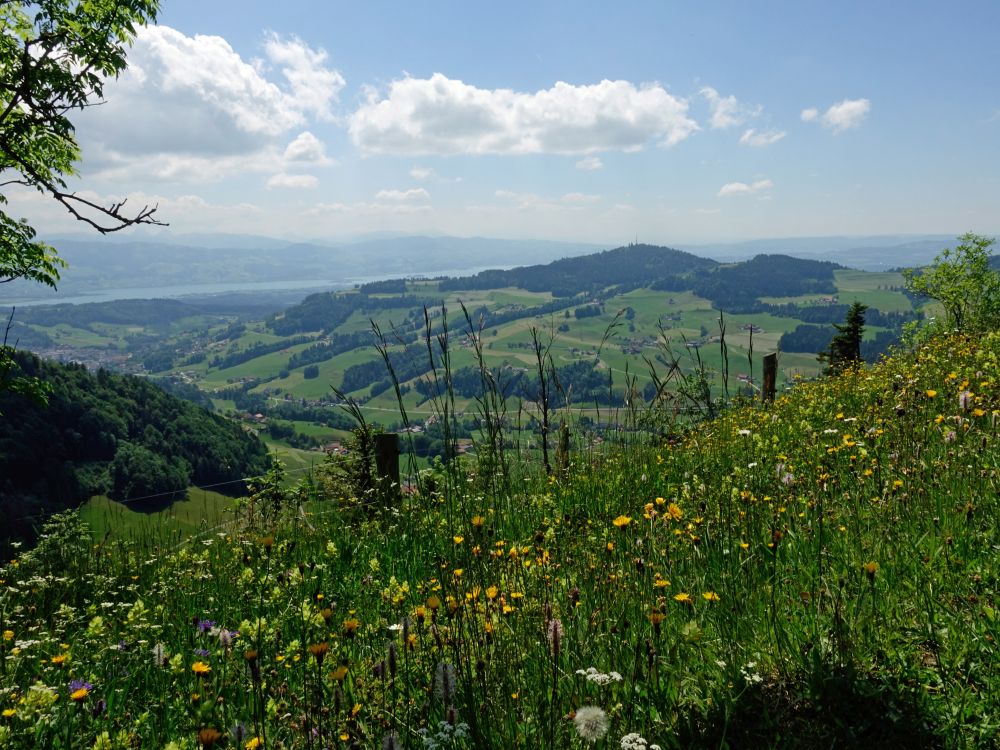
top-left (0, 0), bottom-right (163, 287)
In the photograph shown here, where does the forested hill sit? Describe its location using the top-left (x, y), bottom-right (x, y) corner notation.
top-left (0, 353), bottom-right (270, 544)
top-left (438, 243), bottom-right (718, 296)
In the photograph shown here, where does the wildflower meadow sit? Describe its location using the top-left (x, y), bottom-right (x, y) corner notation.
top-left (1, 330), bottom-right (998, 748)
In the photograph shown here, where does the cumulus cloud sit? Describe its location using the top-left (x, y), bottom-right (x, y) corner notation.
top-left (374, 188), bottom-right (431, 201)
top-left (73, 26), bottom-right (344, 182)
top-left (284, 132), bottom-right (331, 164)
top-left (801, 99), bottom-right (870, 133)
top-left (575, 156), bottom-right (604, 170)
top-left (262, 32), bottom-right (343, 121)
top-left (700, 87), bottom-right (760, 129)
top-left (267, 173), bottom-right (319, 189)
top-left (349, 74), bottom-right (698, 155)
top-left (717, 179), bottom-right (774, 197)
top-left (739, 128), bottom-right (786, 147)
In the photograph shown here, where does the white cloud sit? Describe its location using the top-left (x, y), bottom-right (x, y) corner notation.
top-left (821, 98), bottom-right (870, 132)
top-left (262, 32), bottom-right (344, 122)
top-left (739, 128), bottom-right (786, 147)
top-left (303, 201), bottom-right (431, 216)
top-left (718, 179), bottom-right (774, 197)
top-left (560, 192), bottom-right (600, 204)
top-left (283, 132), bottom-right (331, 164)
top-left (374, 188), bottom-right (431, 202)
top-left (700, 87), bottom-right (760, 129)
top-left (73, 26), bottom-right (344, 182)
top-left (801, 99), bottom-right (870, 133)
top-left (575, 156), bottom-right (604, 170)
top-left (267, 173), bottom-right (319, 189)
top-left (349, 74), bottom-right (698, 155)
top-left (409, 166), bottom-right (436, 180)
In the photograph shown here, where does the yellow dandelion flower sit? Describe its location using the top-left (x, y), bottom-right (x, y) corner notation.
top-left (191, 661), bottom-right (211, 676)
top-left (245, 737), bottom-right (263, 750)
top-left (667, 503), bottom-right (683, 521)
top-left (926, 389), bottom-right (937, 398)
top-left (50, 654), bottom-right (67, 666)
top-left (342, 618), bottom-right (360, 637)
top-left (331, 665), bottom-right (348, 682)
top-left (486, 586), bottom-right (499, 600)
top-left (612, 515), bottom-right (631, 528)
top-left (471, 515), bottom-right (485, 528)
top-left (2, 630), bottom-right (12, 641)
top-left (863, 561), bottom-right (879, 580)
top-left (453, 568), bottom-right (464, 579)
top-left (453, 535), bottom-right (464, 545)
top-left (1, 708), bottom-right (14, 717)
top-left (702, 591), bottom-right (720, 602)
top-left (673, 592), bottom-right (692, 604)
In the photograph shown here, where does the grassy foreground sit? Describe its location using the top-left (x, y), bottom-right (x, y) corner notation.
top-left (1, 332), bottom-right (999, 749)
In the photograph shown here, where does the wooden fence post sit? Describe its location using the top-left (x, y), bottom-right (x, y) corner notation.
top-left (374, 432), bottom-right (401, 500)
top-left (762, 352), bottom-right (777, 403)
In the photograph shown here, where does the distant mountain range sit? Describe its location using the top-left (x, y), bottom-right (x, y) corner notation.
top-left (2, 231), bottom-right (985, 304)
top-left (680, 235), bottom-right (960, 269)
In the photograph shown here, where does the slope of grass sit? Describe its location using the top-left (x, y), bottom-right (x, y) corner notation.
top-left (2, 332), bottom-right (997, 748)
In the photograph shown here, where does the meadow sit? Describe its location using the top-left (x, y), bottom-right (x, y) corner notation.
top-left (2, 330), bottom-right (997, 748)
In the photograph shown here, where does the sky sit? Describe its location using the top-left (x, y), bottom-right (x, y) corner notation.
top-left (11, 0), bottom-right (1000, 245)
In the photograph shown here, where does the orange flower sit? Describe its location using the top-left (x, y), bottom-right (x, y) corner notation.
top-left (192, 661), bottom-right (212, 676)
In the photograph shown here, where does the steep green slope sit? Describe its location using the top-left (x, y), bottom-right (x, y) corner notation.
top-left (0, 353), bottom-right (270, 543)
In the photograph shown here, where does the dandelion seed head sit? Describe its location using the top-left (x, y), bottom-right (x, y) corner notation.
top-left (574, 706), bottom-right (609, 743)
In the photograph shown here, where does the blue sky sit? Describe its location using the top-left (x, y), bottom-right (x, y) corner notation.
top-left (16, 1), bottom-right (1000, 244)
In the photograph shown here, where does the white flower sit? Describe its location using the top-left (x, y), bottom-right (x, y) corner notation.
top-left (575, 667), bottom-right (623, 685)
top-left (620, 733), bottom-right (648, 750)
top-left (574, 706), bottom-right (609, 743)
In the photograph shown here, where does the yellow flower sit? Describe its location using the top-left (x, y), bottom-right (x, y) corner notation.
top-left (666, 503), bottom-right (683, 521)
top-left (486, 586), bottom-right (499, 600)
top-left (471, 515), bottom-right (485, 528)
top-left (2, 630), bottom-right (12, 641)
top-left (50, 654), bottom-right (67, 666)
top-left (702, 591), bottom-right (720, 602)
top-left (70, 687), bottom-right (89, 702)
top-left (612, 515), bottom-right (631, 528)
top-left (653, 577), bottom-right (670, 588)
top-left (343, 618), bottom-right (360, 637)
top-left (673, 592), bottom-right (692, 604)
top-left (863, 561), bottom-right (879, 580)
top-left (245, 738), bottom-right (263, 750)
top-left (2, 708), bottom-right (15, 718)
top-left (191, 661), bottom-right (211, 676)
top-left (453, 568), bottom-right (464, 579)
top-left (926, 389), bottom-right (937, 398)
top-left (331, 665), bottom-right (348, 682)
top-left (453, 535), bottom-right (464, 545)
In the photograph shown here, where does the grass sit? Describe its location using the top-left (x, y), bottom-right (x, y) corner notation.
top-left (3, 331), bottom-right (999, 748)
top-left (78, 488), bottom-right (241, 543)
